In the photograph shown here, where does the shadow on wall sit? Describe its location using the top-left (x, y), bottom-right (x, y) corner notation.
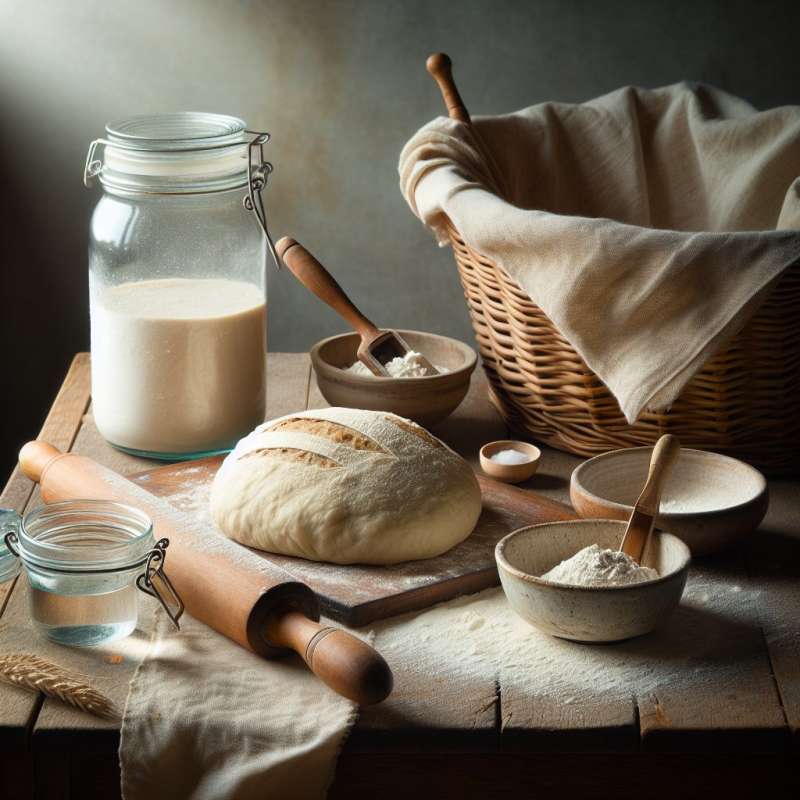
top-left (0, 139), bottom-right (90, 480)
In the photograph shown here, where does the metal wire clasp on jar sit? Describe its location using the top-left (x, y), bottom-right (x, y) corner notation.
top-left (1, 500), bottom-right (183, 647)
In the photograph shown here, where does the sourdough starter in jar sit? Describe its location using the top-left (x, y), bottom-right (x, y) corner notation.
top-left (91, 277), bottom-right (266, 456)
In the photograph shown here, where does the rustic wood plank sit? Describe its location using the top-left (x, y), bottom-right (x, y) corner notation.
top-left (631, 443), bottom-right (799, 751)
top-left (330, 751), bottom-right (800, 800)
top-left (635, 551), bottom-right (788, 752)
top-left (747, 477), bottom-right (800, 749)
top-left (0, 354), bottom-right (92, 749)
top-left (32, 353), bottom-right (312, 746)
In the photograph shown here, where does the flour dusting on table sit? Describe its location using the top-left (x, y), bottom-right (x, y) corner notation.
top-left (371, 573), bottom-right (768, 732)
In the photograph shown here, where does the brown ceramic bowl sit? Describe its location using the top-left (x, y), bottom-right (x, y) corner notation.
top-left (479, 440), bottom-right (541, 483)
top-left (570, 447), bottom-right (769, 556)
top-left (309, 330), bottom-right (477, 427)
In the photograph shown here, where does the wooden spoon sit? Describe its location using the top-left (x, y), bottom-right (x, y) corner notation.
top-left (276, 236), bottom-right (438, 377)
top-left (619, 435), bottom-right (681, 564)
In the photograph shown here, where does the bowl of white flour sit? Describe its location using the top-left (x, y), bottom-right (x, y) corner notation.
top-left (310, 330), bottom-right (477, 427)
top-left (495, 519), bottom-right (690, 642)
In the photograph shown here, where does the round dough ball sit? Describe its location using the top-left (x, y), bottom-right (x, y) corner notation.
top-left (210, 407), bottom-right (482, 564)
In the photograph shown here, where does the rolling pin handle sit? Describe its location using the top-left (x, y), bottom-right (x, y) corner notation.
top-left (19, 441), bottom-right (65, 483)
top-left (267, 610), bottom-right (393, 706)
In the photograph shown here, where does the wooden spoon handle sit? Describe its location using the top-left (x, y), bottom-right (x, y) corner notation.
top-left (276, 237), bottom-right (380, 342)
top-left (266, 611), bottom-right (393, 706)
top-left (637, 434), bottom-right (681, 516)
top-left (619, 435), bottom-right (681, 562)
top-left (426, 53), bottom-right (471, 124)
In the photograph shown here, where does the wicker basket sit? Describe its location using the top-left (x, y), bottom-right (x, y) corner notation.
top-left (422, 53), bottom-right (800, 473)
top-left (446, 219), bottom-right (800, 474)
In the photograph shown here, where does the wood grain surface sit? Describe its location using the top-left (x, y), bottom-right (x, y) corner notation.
top-left (1, 353), bottom-right (799, 800)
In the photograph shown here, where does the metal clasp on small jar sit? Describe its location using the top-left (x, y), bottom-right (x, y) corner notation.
top-left (135, 538), bottom-right (184, 628)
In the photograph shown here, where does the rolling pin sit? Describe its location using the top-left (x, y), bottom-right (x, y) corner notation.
top-left (18, 441), bottom-right (393, 706)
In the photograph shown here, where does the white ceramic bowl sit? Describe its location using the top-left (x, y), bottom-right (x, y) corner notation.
top-left (495, 520), bottom-right (690, 642)
top-left (570, 447), bottom-right (768, 556)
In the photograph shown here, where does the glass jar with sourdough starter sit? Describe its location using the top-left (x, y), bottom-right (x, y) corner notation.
top-left (84, 113), bottom-right (279, 459)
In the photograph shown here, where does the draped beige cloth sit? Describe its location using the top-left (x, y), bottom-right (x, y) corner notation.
top-left (400, 83), bottom-right (800, 422)
top-left (120, 607), bottom-right (357, 800)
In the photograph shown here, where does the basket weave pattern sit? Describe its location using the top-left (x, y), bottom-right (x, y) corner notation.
top-left (446, 220), bottom-right (800, 473)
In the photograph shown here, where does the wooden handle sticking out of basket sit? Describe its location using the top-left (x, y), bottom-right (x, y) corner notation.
top-left (426, 53), bottom-right (471, 124)
top-left (18, 441), bottom-right (393, 706)
top-left (425, 53), bottom-right (506, 200)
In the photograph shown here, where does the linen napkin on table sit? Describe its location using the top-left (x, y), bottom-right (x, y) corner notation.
top-left (114, 484), bottom-right (358, 800)
top-left (400, 82), bottom-right (800, 422)
top-left (121, 608), bottom-right (357, 800)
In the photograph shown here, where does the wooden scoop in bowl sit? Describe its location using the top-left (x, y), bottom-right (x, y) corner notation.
top-left (619, 434), bottom-right (681, 563)
top-left (276, 237), bottom-right (438, 377)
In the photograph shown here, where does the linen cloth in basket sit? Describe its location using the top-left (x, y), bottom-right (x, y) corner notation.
top-left (400, 82), bottom-right (800, 424)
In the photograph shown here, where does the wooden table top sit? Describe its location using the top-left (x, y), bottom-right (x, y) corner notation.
top-left (1, 353), bottom-right (798, 799)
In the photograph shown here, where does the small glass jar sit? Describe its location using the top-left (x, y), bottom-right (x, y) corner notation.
top-left (84, 113), bottom-right (277, 460)
top-left (3, 501), bottom-right (166, 647)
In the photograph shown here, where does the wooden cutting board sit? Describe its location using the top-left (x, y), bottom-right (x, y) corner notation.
top-left (130, 456), bottom-right (576, 626)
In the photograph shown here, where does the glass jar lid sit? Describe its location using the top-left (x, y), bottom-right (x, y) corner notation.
top-left (84, 112), bottom-right (281, 269)
top-left (87, 112), bottom-right (252, 195)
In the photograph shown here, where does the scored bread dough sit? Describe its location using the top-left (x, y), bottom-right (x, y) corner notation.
top-left (209, 407), bottom-right (482, 565)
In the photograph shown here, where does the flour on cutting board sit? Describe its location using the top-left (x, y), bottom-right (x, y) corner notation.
top-left (159, 476), bottom-right (211, 514)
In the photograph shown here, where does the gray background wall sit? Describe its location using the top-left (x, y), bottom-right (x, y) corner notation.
top-left (2, 0), bottom-right (799, 475)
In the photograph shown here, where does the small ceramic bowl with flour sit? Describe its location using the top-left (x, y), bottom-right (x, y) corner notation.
top-left (495, 520), bottom-right (690, 642)
top-left (310, 330), bottom-right (477, 427)
top-left (570, 447), bottom-right (769, 556)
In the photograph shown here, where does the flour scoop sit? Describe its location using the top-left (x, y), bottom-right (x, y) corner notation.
top-left (276, 237), bottom-right (438, 377)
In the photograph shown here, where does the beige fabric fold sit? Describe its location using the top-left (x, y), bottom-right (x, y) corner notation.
top-left (399, 83), bottom-right (800, 422)
top-left (116, 482), bottom-right (359, 800)
top-left (120, 607), bottom-right (357, 800)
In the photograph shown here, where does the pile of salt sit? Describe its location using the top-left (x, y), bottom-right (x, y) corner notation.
top-left (490, 449), bottom-right (531, 465)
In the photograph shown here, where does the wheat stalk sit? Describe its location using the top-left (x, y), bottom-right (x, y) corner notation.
top-left (0, 653), bottom-right (120, 720)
